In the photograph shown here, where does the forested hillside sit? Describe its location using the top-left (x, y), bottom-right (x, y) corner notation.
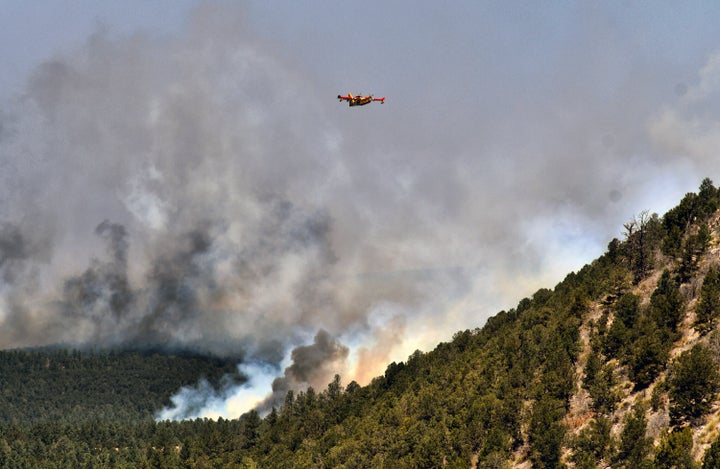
top-left (4, 179), bottom-right (720, 467)
top-left (0, 348), bottom-right (241, 426)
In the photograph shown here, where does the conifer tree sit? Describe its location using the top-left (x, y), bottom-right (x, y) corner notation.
top-left (626, 317), bottom-right (670, 389)
top-left (617, 404), bottom-right (651, 466)
top-left (669, 344), bottom-right (720, 425)
top-left (624, 211), bottom-right (659, 284)
top-left (696, 266), bottom-right (720, 334)
top-left (649, 269), bottom-right (684, 335)
top-left (528, 396), bottom-right (566, 468)
top-left (703, 434), bottom-right (720, 469)
top-left (655, 428), bottom-right (697, 469)
top-left (679, 223), bottom-right (711, 283)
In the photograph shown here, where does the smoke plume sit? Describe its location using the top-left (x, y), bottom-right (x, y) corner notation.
top-left (2, 3), bottom-right (720, 418)
top-left (262, 329), bottom-right (349, 410)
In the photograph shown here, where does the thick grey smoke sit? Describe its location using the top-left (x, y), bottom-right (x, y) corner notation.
top-left (0, 3), bottom-right (439, 395)
top-left (0, 223), bottom-right (29, 284)
top-left (264, 329), bottom-right (349, 409)
top-left (59, 220), bottom-right (132, 340)
top-left (2, 3), bottom-right (720, 417)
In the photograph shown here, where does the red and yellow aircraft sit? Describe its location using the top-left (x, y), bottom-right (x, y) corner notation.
top-left (337, 93), bottom-right (386, 107)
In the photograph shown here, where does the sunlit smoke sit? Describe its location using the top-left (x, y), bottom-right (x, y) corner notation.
top-left (2, 3), bottom-right (720, 420)
top-left (157, 361), bottom-right (281, 420)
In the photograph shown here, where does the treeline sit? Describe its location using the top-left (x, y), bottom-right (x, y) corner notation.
top-left (3, 179), bottom-right (720, 467)
top-left (0, 348), bottom-right (241, 425)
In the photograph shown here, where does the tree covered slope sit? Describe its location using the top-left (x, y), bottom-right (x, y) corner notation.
top-left (4, 179), bottom-right (720, 468)
top-left (0, 348), bottom-right (241, 425)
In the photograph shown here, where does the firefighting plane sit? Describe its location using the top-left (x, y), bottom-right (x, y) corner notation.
top-left (337, 93), bottom-right (386, 107)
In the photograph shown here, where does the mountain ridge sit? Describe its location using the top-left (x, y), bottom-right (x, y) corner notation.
top-left (4, 179), bottom-right (720, 467)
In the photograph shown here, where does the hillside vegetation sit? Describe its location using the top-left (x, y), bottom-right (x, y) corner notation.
top-left (0, 348), bottom-right (242, 426)
top-left (4, 179), bottom-right (720, 467)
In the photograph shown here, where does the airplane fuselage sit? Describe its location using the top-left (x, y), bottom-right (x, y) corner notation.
top-left (349, 96), bottom-right (373, 106)
top-left (338, 94), bottom-right (385, 107)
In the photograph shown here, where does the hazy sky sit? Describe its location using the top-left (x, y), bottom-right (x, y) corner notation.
top-left (2, 1), bottom-right (720, 417)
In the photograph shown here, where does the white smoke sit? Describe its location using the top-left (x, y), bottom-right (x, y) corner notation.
top-left (157, 361), bottom-right (281, 420)
top-left (2, 3), bottom-right (720, 420)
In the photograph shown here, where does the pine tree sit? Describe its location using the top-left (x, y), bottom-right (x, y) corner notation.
top-left (626, 317), bottom-right (671, 390)
top-left (669, 344), bottom-right (720, 425)
top-left (616, 404), bottom-right (651, 466)
top-left (655, 428), bottom-right (697, 469)
top-left (703, 434), bottom-right (720, 469)
top-left (528, 396), bottom-right (566, 468)
top-left (649, 269), bottom-right (684, 334)
top-left (696, 266), bottom-right (720, 334)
